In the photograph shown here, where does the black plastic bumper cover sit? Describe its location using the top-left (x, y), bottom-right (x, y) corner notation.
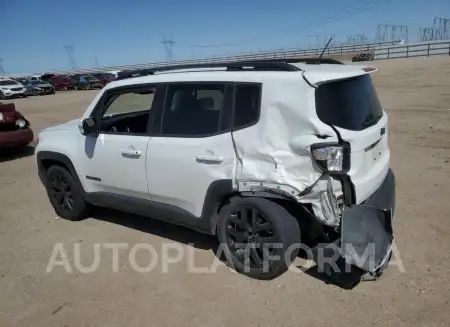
top-left (340, 169), bottom-right (395, 272)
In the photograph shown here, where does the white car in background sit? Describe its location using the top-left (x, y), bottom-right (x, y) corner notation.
top-left (0, 79), bottom-right (27, 99)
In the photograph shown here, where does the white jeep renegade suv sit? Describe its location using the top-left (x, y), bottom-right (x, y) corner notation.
top-left (36, 59), bottom-right (395, 280)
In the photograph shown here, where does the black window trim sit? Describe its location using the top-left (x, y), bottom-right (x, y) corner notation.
top-left (88, 80), bottom-right (262, 139)
top-left (231, 82), bottom-right (262, 133)
top-left (154, 81), bottom-right (234, 139)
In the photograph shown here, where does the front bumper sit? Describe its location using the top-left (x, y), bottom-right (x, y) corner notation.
top-left (0, 128), bottom-right (34, 147)
top-left (2, 90), bottom-right (26, 98)
top-left (339, 169), bottom-right (395, 272)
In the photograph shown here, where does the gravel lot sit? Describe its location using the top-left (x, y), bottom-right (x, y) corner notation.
top-left (1, 56), bottom-right (450, 327)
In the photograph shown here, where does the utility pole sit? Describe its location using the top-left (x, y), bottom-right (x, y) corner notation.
top-left (308, 34), bottom-right (320, 49)
top-left (64, 44), bottom-right (77, 69)
top-left (0, 58), bottom-right (4, 75)
top-left (162, 36), bottom-right (175, 63)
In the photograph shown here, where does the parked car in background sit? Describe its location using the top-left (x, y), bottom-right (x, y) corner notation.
top-left (16, 79), bottom-right (38, 96)
top-left (70, 74), bottom-right (103, 90)
top-left (29, 80), bottom-right (55, 95)
top-left (50, 75), bottom-right (74, 91)
top-left (91, 73), bottom-right (116, 87)
top-left (41, 73), bottom-right (58, 83)
top-left (29, 75), bottom-right (43, 82)
top-left (0, 79), bottom-right (27, 99)
top-left (0, 102), bottom-right (34, 149)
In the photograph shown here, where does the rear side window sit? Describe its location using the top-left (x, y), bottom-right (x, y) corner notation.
top-left (233, 84), bottom-right (261, 129)
top-left (161, 83), bottom-right (226, 136)
top-left (315, 75), bottom-right (383, 131)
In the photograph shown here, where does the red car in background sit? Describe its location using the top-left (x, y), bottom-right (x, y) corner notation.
top-left (91, 73), bottom-right (116, 87)
top-left (51, 75), bottom-right (74, 91)
top-left (0, 102), bottom-right (34, 149)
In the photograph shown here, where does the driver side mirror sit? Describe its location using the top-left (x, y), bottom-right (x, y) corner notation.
top-left (81, 117), bottom-right (99, 136)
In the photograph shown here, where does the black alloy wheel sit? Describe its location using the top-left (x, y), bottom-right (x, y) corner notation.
top-left (226, 206), bottom-right (280, 269)
top-left (45, 166), bottom-right (89, 220)
top-left (217, 197), bottom-right (301, 280)
top-left (48, 171), bottom-right (75, 212)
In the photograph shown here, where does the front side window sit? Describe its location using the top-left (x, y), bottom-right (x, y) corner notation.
top-left (161, 83), bottom-right (226, 136)
top-left (97, 87), bottom-right (156, 135)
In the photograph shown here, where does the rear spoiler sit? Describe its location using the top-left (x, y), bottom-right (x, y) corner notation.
top-left (303, 66), bottom-right (378, 87)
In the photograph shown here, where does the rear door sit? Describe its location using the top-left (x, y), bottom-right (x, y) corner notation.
top-left (313, 73), bottom-right (390, 204)
top-left (145, 83), bottom-right (236, 218)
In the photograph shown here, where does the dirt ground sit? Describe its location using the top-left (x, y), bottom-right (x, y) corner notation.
top-left (1, 56), bottom-right (450, 327)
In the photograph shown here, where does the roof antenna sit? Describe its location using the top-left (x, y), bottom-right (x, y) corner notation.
top-left (317, 37), bottom-right (333, 63)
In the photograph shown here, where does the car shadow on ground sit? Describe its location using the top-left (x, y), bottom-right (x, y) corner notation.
top-left (296, 246), bottom-right (366, 290)
top-left (90, 208), bottom-right (218, 251)
top-left (91, 208), bottom-right (366, 289)
top-left (0, 146), bottom-right (35, 163)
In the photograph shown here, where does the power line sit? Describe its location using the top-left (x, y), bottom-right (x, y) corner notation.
top-left (177, 0), bottom-right (394, 48)
top-left (162, 36), bottom-right (176, 62)
top-left (64, 44), bottom-right (77, 69)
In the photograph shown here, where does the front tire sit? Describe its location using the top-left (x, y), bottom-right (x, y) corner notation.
top-left (45, 165), bottom-right (90, 221)
top-left (217, 197), bottom-right (301, 280)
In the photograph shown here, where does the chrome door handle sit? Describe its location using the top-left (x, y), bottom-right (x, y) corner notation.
top-left (196, 154), bottom-right (224, 163)
top-left (121, 148), bottom-right (142, 158)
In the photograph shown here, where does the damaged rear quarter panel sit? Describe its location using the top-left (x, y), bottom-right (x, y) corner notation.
top-left (232, 77), bottom-right (342, 226)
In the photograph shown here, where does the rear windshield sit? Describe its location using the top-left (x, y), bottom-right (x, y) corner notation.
top-left (315, 75), bottom-right (383, 131)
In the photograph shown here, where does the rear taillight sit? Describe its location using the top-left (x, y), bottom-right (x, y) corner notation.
top-left (362, 67), bottom-right (377, 72)
top-left (311, 143), bottom-right (350, 174)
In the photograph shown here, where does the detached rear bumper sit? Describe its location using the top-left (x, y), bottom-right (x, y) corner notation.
top-left (0, 128), bottom-right (34, 147)
top-left (340, 169), bottom-right (395, 272)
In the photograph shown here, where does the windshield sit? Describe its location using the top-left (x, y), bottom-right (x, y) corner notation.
top-left (315, 75), bottom-right (383, 131)
top-left (0, 80), bottom-right (19, 86)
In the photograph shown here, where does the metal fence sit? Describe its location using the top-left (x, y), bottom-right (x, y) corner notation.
top-left (374, 40), bottom-right (450, 60)
top-left (6, 40), bottom-right (450, 77)
top-left (4, 40), bottom-right (400, 77)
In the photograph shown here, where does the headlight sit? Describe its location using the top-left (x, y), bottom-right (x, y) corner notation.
top-left (311, 143), bottom-right (350, 174)
top-left (15, 119), bottom-right (26, 128)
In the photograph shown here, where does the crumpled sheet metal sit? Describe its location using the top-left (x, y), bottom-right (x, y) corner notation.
top-left (232, 79), bottom-right (342, 226)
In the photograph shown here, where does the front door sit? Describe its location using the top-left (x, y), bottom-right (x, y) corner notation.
top-left (80, 84), bottom-right (160, 199)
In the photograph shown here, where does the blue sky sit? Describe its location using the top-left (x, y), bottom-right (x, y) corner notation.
top-left (1, 0), bottom-right (449, 74)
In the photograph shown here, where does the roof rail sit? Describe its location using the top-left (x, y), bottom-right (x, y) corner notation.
top-left (117, 61), bottom-right (301, 80)
top-left (244, 58), bottom-right (345, 65)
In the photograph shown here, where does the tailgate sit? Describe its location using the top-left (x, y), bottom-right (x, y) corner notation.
top-left (311, 71), bottom-right (390, 204)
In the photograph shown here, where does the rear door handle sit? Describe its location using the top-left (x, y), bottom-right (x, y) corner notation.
top-left (196, 153), bottom-right (224, 163)
top-left (121, 148), bottom-right (142, 158)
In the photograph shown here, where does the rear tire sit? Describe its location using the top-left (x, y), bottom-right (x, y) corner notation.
top-left (45, 165), bottom-right (90, 221)
top-left (217, 197), bottom-right (301, 280)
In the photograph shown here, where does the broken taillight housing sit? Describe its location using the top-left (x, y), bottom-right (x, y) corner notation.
top-left (311, 143), bottom-right (350, 174)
